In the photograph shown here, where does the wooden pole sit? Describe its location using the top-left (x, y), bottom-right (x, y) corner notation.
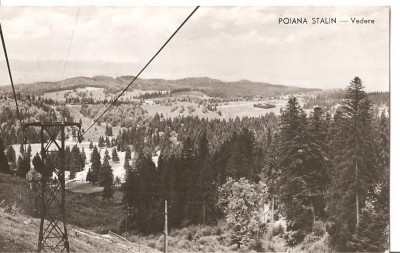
top-left (271, 196), bottom-right (275, 223)
top-left (164, 200), bottom-right (168, 253)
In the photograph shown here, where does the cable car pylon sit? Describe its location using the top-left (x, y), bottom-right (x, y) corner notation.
top-left (24, 120), bottom-right (82, 252)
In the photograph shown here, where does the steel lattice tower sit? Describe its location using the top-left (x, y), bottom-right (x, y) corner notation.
top-left (24, 121), bottom-right (81, 252)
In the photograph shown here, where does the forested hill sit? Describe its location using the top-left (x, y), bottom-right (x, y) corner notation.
top-left (0, 76), bottom-right (319, 97)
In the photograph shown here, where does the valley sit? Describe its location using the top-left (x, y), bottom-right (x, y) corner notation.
top-left (0, 76), bottom-right (390, 252)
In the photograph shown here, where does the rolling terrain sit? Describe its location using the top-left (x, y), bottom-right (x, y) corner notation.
top-left (0, 76), bottom-right (320, 98)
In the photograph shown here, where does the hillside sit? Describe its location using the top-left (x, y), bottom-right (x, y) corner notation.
top-left (0, 207), bottom-right (159, 252)
top-left (0, 76), bottom-right (320, 97)
top-left (0, 172), bottom-right (158, 252)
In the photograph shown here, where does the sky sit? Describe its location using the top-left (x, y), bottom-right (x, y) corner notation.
top-left (0, 6), bottom-right (390, 91)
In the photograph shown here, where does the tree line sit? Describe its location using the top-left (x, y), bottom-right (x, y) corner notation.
top-left (119, 77), bottom-right (388, 252)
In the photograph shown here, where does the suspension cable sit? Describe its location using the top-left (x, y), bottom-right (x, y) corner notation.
top-left (62, 7), bottom-right (80, 81)
top-left (0, 23), bottom-right (23, 125)
top-left (80, 6), bottom-right (200, 139)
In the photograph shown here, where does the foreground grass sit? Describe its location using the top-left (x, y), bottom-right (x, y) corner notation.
top-left (0, 172), bottom-right (124, 234)
top-left (0, 204), bottom-right (159, 252)
top-left (123, 222), bottom-right (331, 253)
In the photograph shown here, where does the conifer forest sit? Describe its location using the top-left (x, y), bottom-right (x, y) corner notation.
top-left (0, 76), bottom-right (390, 252)
top-left (0, 5), bottom-right (391, 253)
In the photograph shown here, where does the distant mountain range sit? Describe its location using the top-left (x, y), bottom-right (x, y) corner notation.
top-left (0, 76), bottom-right (320, 97)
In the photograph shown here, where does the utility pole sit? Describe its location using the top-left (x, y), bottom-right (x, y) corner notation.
top-left (271, 195), bottom-right (275, 223)
top-left (164, 200), bottom-right (168, 253)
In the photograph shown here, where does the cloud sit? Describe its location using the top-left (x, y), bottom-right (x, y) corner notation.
top-left (0, 6), bottom-right (389, 91)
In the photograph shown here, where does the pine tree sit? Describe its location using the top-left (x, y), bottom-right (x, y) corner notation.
top-left (114, 176), bottom-right (121, 187)
top-left (7, 145), bottom-right (16, 164)
top-left (86, 168), bottom-right (93, 184)
top-left (0, 136), bottom-right (10, 173)
top-left (179, 137), bottom-right (197, 223)
top-left (125, 147), bottom-right (131, 160)
top-left (327, 77), bottom-right (378, 251)
top-left (124, 154), bottom-right (131, 170)
top-left (305, 106), bottom-right (330, 222)
top-left (80, 147), bottom-right (86, 168)
top-left (105, 137), bottom-right (111, 148)
top-left (100, 157), bottom-right (113, 197)
top-left (98, 136), bottom-right (105, 148)
top-left (90, 146), bottom-right (101, 183)
top-left (112, 148), bottom-right (119, 162)
top-left (27, 144), bottom-right (32, 157)
top-left (89, 140), bottom-right (94, 150)
top-left (104, 149), bottom-right (110, 161)
top-left (348, 110), bottom-right (389, 252)
top-left (275, 96), bottom-right (312, 244)
top-left (260, 131), bottom-right (280, 222)
top-left (197, 131), bottom-right (217, 224)
top-left (19, 144), bottom-right (24, 154)
top-left (16, 154), bottom-right (30, 178)
top-left (69, 145), bottom-right (83, 180)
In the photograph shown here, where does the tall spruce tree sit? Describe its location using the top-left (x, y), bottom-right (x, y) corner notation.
top-left (306, 106), bottom-right (330, 222)
top-left (326, 77), bottom-right (378, 251)
top-left (125, 147), bottom-right (131, 160)
top-left (7, 145), bottom-right (16, 165)
top-left (197, 131), bottom-right (217, 224)
top-left (348, 110), bottom-right (389, 251)
top-left (101, 158), bottom-right (114, 200)
top-left (98, 155), bottom-right (107, 187)
top-left (112, 148), bottom-right (119, 162)
top-left (0, 136), bottom-right (10, 173)
top-left (275, 96), bottom-right (312, 244)
top-left (90, 146), bottom-right (101, 183)
top-left (80, 147), bottom-right (86, 168)
top-left (16, 154), bottom-right (30, 178)
top-left (69, 145), bottom-right (83, 180)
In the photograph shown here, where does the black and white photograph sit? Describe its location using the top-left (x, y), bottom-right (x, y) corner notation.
top-left (0, 1), bottom-right (396, 252)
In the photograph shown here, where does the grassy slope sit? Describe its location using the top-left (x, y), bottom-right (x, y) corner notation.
top-left (0, 172), bottom-right (124, 232)
top-left (0, 172), bottom-right (155, 252)
top-left (0, 206), bottom-right (159, 253)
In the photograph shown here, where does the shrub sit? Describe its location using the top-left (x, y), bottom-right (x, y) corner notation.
top-left (179, 227), bottom-right (190, 239)
top-left (306, 234), bottom-right (330, 253)
top-left (303, 233), bottom-right (320, 245)
top-left (284, 230), bottom-right (303, 246)
top-left (312, 221), bottom-right (326, 237)
top-left (272, 220), bottom-right (285, 236)
top-left (187, 230), bottom-right (194, 241)
top-left (197, 237), bottom-right (222, 252)
top-left (147, 241), bottom-right (156, 249)
top-left (201, 226), bottom-right (213, 236)
top-left (249, 239), bottom-right (265, 252)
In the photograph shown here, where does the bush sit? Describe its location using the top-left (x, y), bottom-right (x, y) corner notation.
top-left (187, 230), bottom-right (194, 241)
top-left (303, 233), bottom-right (320, 245)
top-left (249, 239), bottom-right (265, 252)
top-left (272, 221), bottom-right (285, 236)
top-left (201, 226), bottom-right (213, 236)
top-left (147, 241), bottom-right (156, 249)
top-left (284, 230), bottom-right (303, 246)
top-left (306, 234), bottom-right (330, 253)
top-left (312, 221), bottom-right (326, 237)
top-left (196, 237), bottom-right (222, 252)
top-left (215, 227), bottom-right (223, 236)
